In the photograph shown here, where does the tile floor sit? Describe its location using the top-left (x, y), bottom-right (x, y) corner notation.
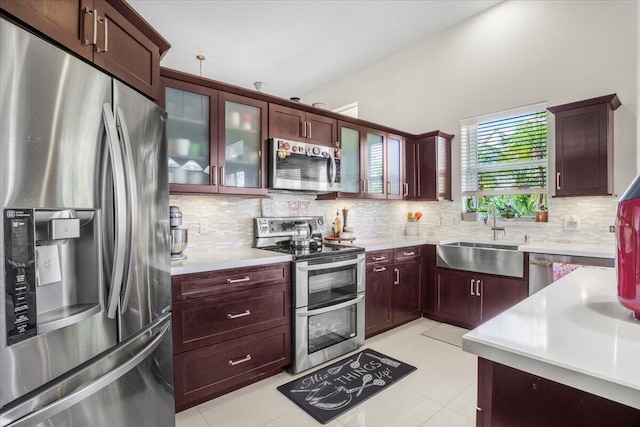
top-left (175, 318), bottom-right (478, 427)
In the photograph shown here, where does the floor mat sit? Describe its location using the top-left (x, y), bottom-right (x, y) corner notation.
top-left (277, 349), bottom-right (416, 424)
top-left (421, 323), bottom-right (470, 347)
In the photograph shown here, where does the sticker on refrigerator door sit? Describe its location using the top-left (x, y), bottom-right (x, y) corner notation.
top-left (4, 209), bottom-right (37, 345)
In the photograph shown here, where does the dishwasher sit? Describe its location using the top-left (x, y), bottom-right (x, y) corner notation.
top-left (528, 253), bottom-right (615, 295)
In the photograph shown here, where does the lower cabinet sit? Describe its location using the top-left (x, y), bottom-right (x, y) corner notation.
top-left (476, 358), bottom-right (640, 426)
top-left (365, 246), bottom-right (423, 338)
top-left (171, 262), bottom-right (291, 412)
top-left (433, 268), bottom-right (528, 329)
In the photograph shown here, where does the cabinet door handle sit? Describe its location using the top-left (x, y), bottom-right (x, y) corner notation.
top-left (360, 179), bottom-right (364, 193)
top-left (403, 251), bottom-right (415, 256)
top-left (96, 15), bottom-right (108, 53)
top-left (386, 181), bottom-right (391, 194)
top-left (373, 266), bottom-right (387, 272)
top-left (227, 310), bottom-right (251, 319)
top-left (364, 180), bottom-right (368, 194)
top-left (211, 165), bottom-right (217, 185)
top-left (228, 354), bottom-right (252, 366)
top-left (404, 182), bottom-right (409, 196)
top-left (83, 7), bottom-right (97, 46)
top-left (371, 256), bottom-right (386, 261)
top-left (220, 166), bottom-right (225, 186)
top-left (226, 276), bottom-right (250, 284)
top-left (556, 172), bottom-right (561, 190)
top-left (394, 268), bottom-right (399, 285)
top-left (307, 122), bottom-right (312, 139)
top-left (301, 121), bottom-right (307, 138)
top-left (476, 280), bottom-right (482, 297)
top-left (471, 279), bottom-right (475, 296)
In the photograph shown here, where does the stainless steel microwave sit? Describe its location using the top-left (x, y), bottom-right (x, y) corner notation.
top-left (269, 138), bottom-right (340, 192)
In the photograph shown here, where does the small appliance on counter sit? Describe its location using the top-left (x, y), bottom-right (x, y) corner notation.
top-left (170, 205), bottom-right (188, 260)
top-left (616, 173), bottom-right (640, 319)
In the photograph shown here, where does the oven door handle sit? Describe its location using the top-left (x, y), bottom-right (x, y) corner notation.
top-left (297, 295), bottom-right (364, 317)
top-left (296, 257), bottom-right (363, 272)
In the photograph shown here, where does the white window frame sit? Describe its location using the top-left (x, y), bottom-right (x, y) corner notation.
top-left (460, 102), bottom-right (549, 198)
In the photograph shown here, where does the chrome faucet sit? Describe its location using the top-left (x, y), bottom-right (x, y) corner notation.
top-left (488, 204), bottom-right (505, 241)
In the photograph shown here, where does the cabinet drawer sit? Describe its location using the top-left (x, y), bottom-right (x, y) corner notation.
top-left (172, 262), bottom-right (290, 301)
top-left (366, 249), bottom-right (393, 265)
top-left (174, 325), bottom-right (291, 411)
top-left (173, 283), bottom-right (290, 353)
top-left (394, 245), bottom-right (422, 263)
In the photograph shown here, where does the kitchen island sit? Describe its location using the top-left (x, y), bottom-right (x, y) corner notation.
top-left (463, 267), bottom-right (640, 425)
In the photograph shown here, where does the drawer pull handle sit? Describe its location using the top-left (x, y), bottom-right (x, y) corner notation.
top-left (228, 354), bottom-right (252, 366)
top-left (227, 310), bottom-right (251, 319)
top-left (403, 251), bottom-right (415, 256)
top-left (372, 256), bottom-right (387, 261)
top-left (373, 266), bottom-right (387, 272)
top-left (394, 268), bottom-right (399, 285)
top-left (227, 276), bottom-right (250, 284)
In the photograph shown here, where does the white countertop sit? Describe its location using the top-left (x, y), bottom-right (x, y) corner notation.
top-left (462, 267), bottom-right (640, 409)
top-left (171, 237), bottom-right (615, 275)
top-left (518, 241), bottom-right (615, 258)
top-left (171, 248), bottom-right (292, 275)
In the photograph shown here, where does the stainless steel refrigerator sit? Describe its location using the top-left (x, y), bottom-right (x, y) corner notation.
top-left (0, 17), bottom-right (174, 427)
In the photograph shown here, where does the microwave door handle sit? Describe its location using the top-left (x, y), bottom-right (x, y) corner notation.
top-left (297, 295), bottom-right (364, 317)
top-left (102, 104), bottom-right (127, 319)
top-left (296, 256), bottom-right (363, 272)
top-left (329, 150), bottom-right (337, 186)
top-left (115, 107), bottom-right (138, 313)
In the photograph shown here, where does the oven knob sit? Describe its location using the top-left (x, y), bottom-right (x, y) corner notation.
top-left (312, 147), bottom-right (320, 155)
top-left (283, 142), bottom-right (290, 150)
top-left (260, 225), bottom-right (268, 233)
top-left (322, 151), bottom-right (329, 157)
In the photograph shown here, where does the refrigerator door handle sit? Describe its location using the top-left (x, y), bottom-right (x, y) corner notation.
top-left (115, 107), bottom-right (138, 314)
top-left (4, 317), bottom-right (171, 427)
top-left (102, 104), bottom-right (128, 319)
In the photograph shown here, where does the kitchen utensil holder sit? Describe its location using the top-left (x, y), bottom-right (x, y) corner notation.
top-left (405, 221), bottom-right (418, 236)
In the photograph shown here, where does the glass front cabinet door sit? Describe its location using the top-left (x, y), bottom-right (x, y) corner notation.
top-left (365, 129), bottom-right (387, 199)
top-left (164, 80), bottom-right (217, 193)
top-left (335, 121), bottom-right (365, 198)
top-left (218, 92), bottom-right (268, 195)
top-left (386, 133), bottom-right (404, 200)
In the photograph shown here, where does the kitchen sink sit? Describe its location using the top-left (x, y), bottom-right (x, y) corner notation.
top-left (436, 241), bottom-right (524, 278)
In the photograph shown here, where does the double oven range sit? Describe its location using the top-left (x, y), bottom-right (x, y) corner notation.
top-left (254, 216), bottom-right (365, 373)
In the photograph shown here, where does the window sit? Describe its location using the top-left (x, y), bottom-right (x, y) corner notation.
top-left (461, 103), bottom-right (548, 218)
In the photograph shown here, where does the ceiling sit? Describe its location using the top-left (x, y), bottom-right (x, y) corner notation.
top-left (129, 0), bottom-right (502, 100)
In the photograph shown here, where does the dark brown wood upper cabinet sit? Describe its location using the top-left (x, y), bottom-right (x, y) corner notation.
top-left (0, 0), bottom-right (170, 101)
top-left (161, 70), bottom-right (269, 196)
top-left (405, 131), bottom-right (453, 201)
top-left (269, 103), bottom-right (337, 147)
top-left (548, 94), bottom-right (620, 197)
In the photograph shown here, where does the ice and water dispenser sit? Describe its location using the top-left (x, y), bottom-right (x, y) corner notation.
top-left (4, 208), bottom-right (103, 345)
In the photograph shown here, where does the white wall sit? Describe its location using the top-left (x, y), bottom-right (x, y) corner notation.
top-left (303, 0), bottom-right (639, 196)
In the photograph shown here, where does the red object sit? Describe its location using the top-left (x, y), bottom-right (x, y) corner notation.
top-left (617, 173), bottom-right (640, 319)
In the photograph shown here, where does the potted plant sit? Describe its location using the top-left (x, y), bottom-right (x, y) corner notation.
top-left (462, 198), bottom-right (482, 221)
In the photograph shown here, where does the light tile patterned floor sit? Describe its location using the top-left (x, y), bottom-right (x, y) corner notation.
top-left (175, 318), bottom-right (477, 427)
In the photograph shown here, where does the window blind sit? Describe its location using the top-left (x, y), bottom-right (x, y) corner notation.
top-left (461, 105), bottom-right (548, 197)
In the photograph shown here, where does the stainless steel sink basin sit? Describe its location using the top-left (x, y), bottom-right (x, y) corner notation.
top-left (436, 241), bottom-right (524, 278)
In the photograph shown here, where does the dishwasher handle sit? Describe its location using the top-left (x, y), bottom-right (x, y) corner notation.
top-left (530, 259), bottom-right (553, 267)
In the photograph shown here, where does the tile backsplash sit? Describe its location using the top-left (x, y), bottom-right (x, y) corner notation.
top-left (170, 193), bottom-right (618, 251)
